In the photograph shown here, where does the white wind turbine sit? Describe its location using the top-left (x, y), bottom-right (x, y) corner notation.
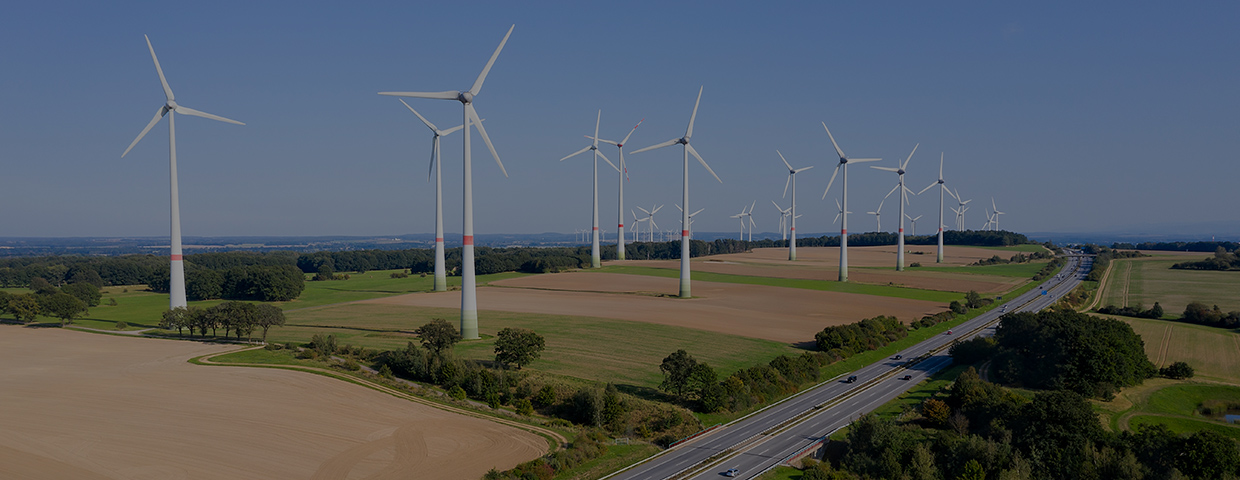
top-left (561, 110), bottom-right (620, 269)
top-left (630, 210), bottom-right (643, 243)
top-left (676, 204), bottom-right (705, 238)
top-left (954, 188), bottom-right (972, 231)
top-left (122, 35), bottom-right (245, 310)
top-left (772, 201), bottom-right (791, 241)
top-left (982, 209), bottom-right (995, 231)
top-left (587, 119), bottom-right (643, 260)
top-left (991, 197), bottom-right (1005, 231)
top-left (636, 205), bottom-right (663, 243)
top-left (630, 87), bottom-right (722, 298)
top-left (916, 153), bottom-right (959, 263)
top-left (906, 214), bottom-right (923, 236)
top-left (397, 100), bottom-right (468, 292)
top-left (871, 144), bottom-right (919, 271)
top-left (868, 197), bottom-right (886, 232)
top-left (821, 124), bottom-right (882, 282)
top-left (778, 150), bottom-right (813, 260)
top-left (833, 198), bottom-right (852, 226)
top-left (380, 25), bottom-right (514, 340)
top-left (741, 200), bottom-right (756, 241)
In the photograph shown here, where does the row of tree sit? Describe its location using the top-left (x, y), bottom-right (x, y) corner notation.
top-left (1180, 301), bottom-right (1240, 329)
top-left (148, 265), bottom-right (305, 301)
top-left (1097, 302), bottom-right (1166, 319)
top-left (0, 251), bottom-right (299, 288)
top-left (158, 302), bottom-right (286, 342)
top-left (827, 367), bottom-right (1238, 480)
top-left (1171, 246), bottom-right (1240, 271)
top-left (1112, 240), bottom-right (1239, 253)
top-left (1083, 245), bottom-right (1146, 282)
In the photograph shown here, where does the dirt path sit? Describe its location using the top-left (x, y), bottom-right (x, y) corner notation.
top-left (1155, 324), bottom-right (1174, 368)
top-left (1121, 261), bottom-right (1133, 308)
top-left (1081, 256), bottom-right (1115, 312)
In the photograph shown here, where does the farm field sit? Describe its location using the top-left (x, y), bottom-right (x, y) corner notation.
top-left (1098, 254), bottom-right (1240, 314)
top-left (0, 326), bottom-right (546, 480)
top-left (272, 302), bottom-right (801, 389)
top-left (1116, 316), bottom-right (1240, 384)
top-left (368, 273), bottom-right (948, 344)
top-left (1099, 381), bottom-right (1240, 441)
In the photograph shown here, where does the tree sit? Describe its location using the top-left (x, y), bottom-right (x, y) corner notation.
top-left (216, 301), bottom-right (258, 340)
top-left (659, 349), bottom-right (698, 398)
top-left (43, 292), bottom-right (87, 326)
top-left (253, 304), bottom-right (285, 343)
top-left (8, 294), bottom-right (41, 323)
top-left (1178, 430), bottom-right (1240, 479)
top-left (61, 282), bottom-right (101, 307)
top-left (1149, 301), bottom-right (1164, 318)
top-left (950, 300), bottom-right (968, 315)
top-left (494, 327), bottom-right (545, 369)
top-left (922, 398), bottom-right (951, 426)
top-left (30, 277), bottom-right (58, 295)
top-left (965, 290), bottom-right (983, 309)
top-left (957, 459), bottom-right (985, 480)
top-left (186, 269), bottom-right (224, 300)
top-left (160, 306), bottom-right (193, 335)
top-left (0, 290), bottom-right (10, 318)
top-left (1160, 361), bottom-right (1194, 379)
top-left (415, 318), bottom-right (460, 356)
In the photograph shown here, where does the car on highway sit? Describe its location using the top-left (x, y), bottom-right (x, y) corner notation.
top-left (724, 468), bottom-right (739, 477)
top-left (846, 375), bottom-right (858, 383)
top-left (901, 374), bottom-right (913, 381)
top-left (893, 354), bottom-right (902, 360)
top-left (946, 330), bottom-right (953, 335)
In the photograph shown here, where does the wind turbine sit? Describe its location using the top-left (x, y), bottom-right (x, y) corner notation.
top-left (906, 214), bottom-right (923, 236)
top-left (122, 35), bottom-right (245, 310)
top-left (561, 110), bottom-right (620, 268)
top-left (630, 210), bottom-right (643, 243)
top-left (916, 153), bottom-right (959, 263)
top-left (778, 150), bottom-right (813, 260)
top-left (991, 197), bottom-right (1005, 231)
top-left (953, 188), bottom-right (972, 231)
top-left (982, 209), bottom-right (995, 231)
top-left (630, 87), bottom-right (722, 298)
top-left (821, 124), bottom-right (881, 282)
top-left (676, 205), bottom-right (705, 238)
top-left (741, 200), bottom-right (756, 241)
top-left (772, 200), bottom-right (791, 241)
top-left (636, 205), bottom-right (663, 243)
top-left (833, 198), bottom-right (852, 226)
top-left (587, 119), bottom-right (643, 260)
top-left (396, 100), bottom-right (467, 292)
top-left (868, 197), bottom-right (886, 232)
top-left (380, 25), bottom-right (514, 340)
top-left (871, 144), bottom-right (919, 271)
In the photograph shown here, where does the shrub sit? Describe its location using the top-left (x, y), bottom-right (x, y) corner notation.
top-left (309, 333), bottom-right (338, 357)
top-left (390, 271), bottom-right (409, 279)
top-left (448, 385), bottom-right (467, 400)
top-left (264, 342), bottom-right (282, 351)
top-left (950, 300), bottom-right (968, 315)
top-left (514, 398), bottom-right (534, 416)
top-left (296, 349), bottom-right (318, 360)
top-left (1160, 361), bottom-right (1194, 379)
top-left (107, 298), bottom-right (118, 306)
top-left (341, 358), bottom-right (361, 371)
top-left (114, 321), bottom-right (128, 330)
top-left (533, 385), bottom-right (557, 408)
top-left (910, 262), bottom-right (921, 267)
top-left (378, 364), bottom-right (394, 378)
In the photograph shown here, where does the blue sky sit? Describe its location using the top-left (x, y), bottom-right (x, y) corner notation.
top-left (2, 1), bottom-right (1237, 238)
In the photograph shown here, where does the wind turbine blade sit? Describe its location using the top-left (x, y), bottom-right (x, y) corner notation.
top-left (652, 205), bottom-right (663, 214)
top-left (835, 198), bottom-right (842, 212)
top-left (902, 143), bottom-right (919, 170)
top-left (593, 110), bottom-right (601, 147)
top-left (939, 152), bottom-right (944, 179)
top-left (428, 137), bottom-right (437, 182)
top-left (794, 166), bottom-right (814, 173)
top-left (686, 144), bottom-right (722, 183)
top-left (399, 99), bottom-right (438, 132)
top-left (589, 136), bottom-right (620, 146)
top-left (597, 150), bottom-right (620, 172)
top-left (992, 197), bottom-right (998, 212)
top-left (692, 208), bottom-right (704, 217)
top-left (122, 106), bottom-right (167, 157)
top-left (440, 120), bottom-right (469, 136)
top-left (144, 35), bottom-right (174, 102)
top-left (782, 174), bottom-right (791, 198)
top-left (676, 204), bottom-right (683, 212)
top-left (850, 158), bottom-right (882, 164)
top-left (822, 123), bottom-right (846, 159)
top-left (560, 145), bottom-right (592, 162)
top-left (772, 199), bottom-right (782, 210)
top-left (834, 212), bottom-right (842, 224)
top-left (467, 104), bottom-right (506, 177)
top-left (469, 25), bottom-right (514, 96)
top-left (629, 138), bottom-right (678, 155)
top-left (777, 150), bottom-right (793, 171)
top-left (961, 199), bottom-right (973, 205)
top-left (871, 166), bottom-right (899, 172)
top-left (913, 215), bottom-right (922, 221)
top-left (917, 181), bottom-right (937, 195)
top-left (637, 206), bottom-right (651, 215)
top-left (620, 118), bottom-right (644, 146)
top-left (379, 91), bottom-right (461, 100)
top-left (685, 86), bottom-right (703, 138)
top-left (822, 164), bottom-right (840, 199)
top-left (175, 106), bottom-right (244, 125)
top-left (944, 185), bottom-right (958, 200)
top-left (749, 216), bottom-right (756, 228)
top-left (883, 183), bottom-right (900, 200)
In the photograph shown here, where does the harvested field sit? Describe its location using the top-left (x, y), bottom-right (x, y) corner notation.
top-left (0, 327), bottom-right (545, 480)
top-left (610, 246), bottom-right (1038, 293)
top-left (1099, 256), bottom-right (1240, 313)
top-left (365, 273), bottom-right (944, 344)
top-left (1117, 316), bottom-right (1240, 384)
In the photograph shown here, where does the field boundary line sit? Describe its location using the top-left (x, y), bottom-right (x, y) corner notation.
top-left (192, 347), bottom-right (568, 451)
top-left (1156, 325), bottom-right (1173, 368)
top-left (1081, 255), bottom-right (1115, 312)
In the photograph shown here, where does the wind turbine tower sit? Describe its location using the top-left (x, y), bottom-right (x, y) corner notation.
top-left (872, 144), bottom-right (919, 271)
top-left (630, 87), bottom-right (722, 298)
top-left (380, 25), bottom-right (514, 340)
top-left (588, 119), bottom-right (643, 260)
top-left (821, 124), bottom-right (881, 282)
top-left (991, 197), bottom-right (1005, 231)
top-left (561, 110), bottom-right (620, 268)
top-left (916, 153), bottom-right (958, 263)
top-left (772, 201), bottom-right (791, 241)
top-left (395, 100), bottom-right (466, 292)
top-left (122, 35), bottom-right (245, 310)
top-left (777, 150), bottom-right (813, 260)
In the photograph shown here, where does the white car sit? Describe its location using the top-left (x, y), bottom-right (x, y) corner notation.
top-left (724, 468), bottom-right (740, 477)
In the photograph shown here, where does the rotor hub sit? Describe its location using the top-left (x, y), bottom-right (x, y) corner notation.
top-left (678, 137), bottom-right (689, 144)
top-left (166, 100), bottom-right (178, 110)
top-left (897, 169), bottom-right (905, 175)
top-left (839, 158), bottom-right (848, 165)
top-left (458, 92), bottom-right (473, 104)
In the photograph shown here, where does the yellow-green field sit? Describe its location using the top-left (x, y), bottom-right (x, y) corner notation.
top-left (1098, 381), bottom-right (1240, 441)
top-left (1115, 315), bottom-right (1240, 384)
top-left (1099, 255), bottom-right (1240, 314)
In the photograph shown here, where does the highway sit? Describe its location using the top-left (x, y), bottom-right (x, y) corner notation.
top-left (608, 253), bottom-right (1091, 480)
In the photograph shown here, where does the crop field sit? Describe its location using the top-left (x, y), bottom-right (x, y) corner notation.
top-left (1116, 316), bottom-right (1240, 384)
top-left (0, 326), bottom-right (546, 479)
top-left (1098, 255), bottom-right (1240, 314)
top-left (275, 302), bottom-right (801, 389)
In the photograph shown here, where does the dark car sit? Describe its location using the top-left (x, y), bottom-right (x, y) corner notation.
top-left (893, 354), bottom-right (903, 360)
top-left (901, 374), bottom-right (913, 381)
top-left (846, 375), bottom-right (858, 383)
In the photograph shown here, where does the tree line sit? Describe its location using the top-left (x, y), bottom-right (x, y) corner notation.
top-left (1113, 240), bottom-right (1239, 253)
top-left (148, 264), bottom-right (305, 301)
top-left (159, 302), bottom-right (286, 342)
top-left (1171, 246), bottom-right (1240, 271)
top-left (1083, 245), bottom-right (1147, 282)
top-left (0, 276), bottom-right (96, 326)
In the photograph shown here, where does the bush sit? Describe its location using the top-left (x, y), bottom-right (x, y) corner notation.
top-left (114, 321), bottom-right (128, 330)
top-left (950, 300), bottom-right (968, 315)
top-left (309, 333), bottom-right (338, 357)
top-left (296, 349), bottom-right (318, 360)
top-left (449, 385), bottom-right (467, 400)
top-left (341, 358), bottom-right (361, 371)
top-left (390, 271), bottom-right (409, 279)
top-left (533, 385), bottom-right (557, 408)
top-left (264, 342), bottom-right (282, 351)
top-left (910, 262), bottom-right (921, 267)
top-left (378, 364), bottom-right (394, 378)
top-left (1160, 362), bottom-right (1194, 379)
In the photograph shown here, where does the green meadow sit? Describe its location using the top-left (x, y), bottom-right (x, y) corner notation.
top-left (598, 265), bottom-right (965, 303)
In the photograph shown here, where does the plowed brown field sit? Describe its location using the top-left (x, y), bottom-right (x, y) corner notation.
top-left (0, 327), bottom-right (545, 480)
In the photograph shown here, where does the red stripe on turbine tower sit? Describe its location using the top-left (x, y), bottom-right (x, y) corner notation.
top-left (462, 235), bottom-right (474, 246)
top-left (170, 254), bottom-right (183, 261)
top-left (899, 228), bottom-right (904, 233)
top-left (618, 224), bottom-right (624, 227)
top-left (682, 230), bottom-right (689, 237)
top-left (592, 227), bottom-right (598, 230)
top-left (842, 229), bottom-right (847, 235)
top-left (435, 237), bottom-right (444, 242)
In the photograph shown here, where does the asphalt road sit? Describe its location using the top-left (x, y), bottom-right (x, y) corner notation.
top-left (609, 253), bottom-right (1091, 480)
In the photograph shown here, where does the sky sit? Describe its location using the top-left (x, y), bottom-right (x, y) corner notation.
top-left (2, 1), bottom-right (1238, 238)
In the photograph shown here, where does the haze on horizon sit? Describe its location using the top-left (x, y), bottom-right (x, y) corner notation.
top-left (2, 2), bottom-right (1237, 239)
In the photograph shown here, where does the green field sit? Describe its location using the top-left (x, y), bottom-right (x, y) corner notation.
top-left (1097, 381), bottom-right (1240, 441)
top-left (1099, 256), bottom-right (1240, 314)
top-left (599, 265), bottom-right (964, 303)
top-left (899, 260), bottom-right (1050, 278)
top-left (280, 270), bottom-right (530, 311)
top-left (971, 244), bottom-right (1051, 253)
top-left (1129, 415), bottom-right (1240, 441)
top-left (1116, 316), bottom-right (1240, 384)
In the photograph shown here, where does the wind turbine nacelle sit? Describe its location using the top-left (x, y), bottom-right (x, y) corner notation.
top-left (166, 100), bottom-right (179, 109)
top-left (678, 137), bottom-right (689, 144)
top-left (458, 92), bottom-right (474, 103)
top-left (896, 169), bottom-right (905, 175)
